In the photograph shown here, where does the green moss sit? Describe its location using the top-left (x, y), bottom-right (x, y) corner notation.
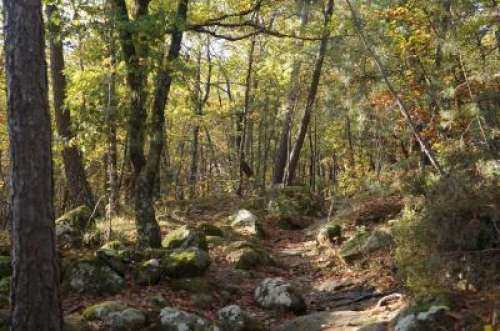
top-left (161, 248), bottom-right (210, 278)
top-left (0, 257), bottom-right (10, 279)
top-left (197, 223), bottom-right (224, 237)
top-left (56, 205), bottom-right (92, 232)
top-left (162, 225), bottom-right (208, 251)
top-left (82, 301), bottom-right (127, 320)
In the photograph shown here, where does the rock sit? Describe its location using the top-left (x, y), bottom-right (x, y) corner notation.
top-left (198, 223), bottom-right (224, 237)
top-left (339, 230), bottom-right (393, 263)
top-left (0, 257), bottom-right (10, 278)
top-left (276, 310), bottom-right (397, 331)
top-left (162, 225), bottom-right (208, 251)
top-left (101, 240), bottom-right (128, 251)
top-left (316, 224), bottom-right (342, 249)
top-left (394, 314), bottom-right (418, 331)
top-left (161, 247), bottom-right (210, 278)
top-left (315, 277), bottom-right (354, 293)
top-left (159, 307), bottom-right (220, 331)
top-left (109, 308), bottom-right (147, 331)
top-left (134, 258), bottom-right (161, 285)
top-left (170, 277), bottom-right (214, 293)
top-left (56, 223), bottom-right (81, 248)
top-left (217, 305), bottom-right (253, 331)
top-left (231, 210), bottom-right (264, 238)
top-left (225, 241), bottom-right (273, 270)
top-left (56, 206), bottom-right (92, 232)
top-left (82, 301), bottom-right (128, 321)
top-left (96, 248), bottom-right (129, 275)
top-left (395, 305), bottom-right (452, 331)
top-left (66, 258), bottom-right (125, 295)
top-left (254, 278), bottom-right (306, 314)
top-left (206, 236), bottom-right (225, 247)
top-left (63, 314), bottom-right (90, 331)
top-left (146, 294), bottom-right (168, 308)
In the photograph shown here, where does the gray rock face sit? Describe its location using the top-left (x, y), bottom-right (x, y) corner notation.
top-left (225, 241), bottom-right (274, 270)
top-left (67, 259), bottom-right (125, 295)
top-left (395, 306), bottom-right (452, 331)
top-left (159, 307), bottom-right (220, 331)
top-left (56, 223), bottom-right (81, 248)
top-left (109, 308), bottom-right (147, 331)
top-left (162, 225), bottom-right (208, 251)
top-left (339, 230), bottom-right (393, 263)
top-left (254, 278), bottom-right (306, 314)
top-left (217, 305), bottom-right (252, 331)
top-left (231, 210), bottom-right (264, 238)
top-left (134, 258), bottom-right (161, 285)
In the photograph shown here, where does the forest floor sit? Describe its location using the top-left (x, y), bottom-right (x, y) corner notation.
top-left (59, 193), bottom-right (499, 330)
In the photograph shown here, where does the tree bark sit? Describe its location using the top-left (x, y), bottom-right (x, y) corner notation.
top-left (287, 0), bottom-right (334, 184)
top-left (4, 0), bottom-right (63, 329)
top-left (46, 4), bottom-right (94, 211)
top-left (272, 0), bottom-right (310, 185)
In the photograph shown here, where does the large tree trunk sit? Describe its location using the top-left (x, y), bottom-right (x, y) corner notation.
top-left (287, 0), bottom-right (334, 184)
top-left (113, 0), bottom-right (189, 246)
top-left (272, 0), bottom-right (310, 185)
top-left (46, 4), bottom-right (94, 211)
top-left (4, 0), bottom-right (63, 329)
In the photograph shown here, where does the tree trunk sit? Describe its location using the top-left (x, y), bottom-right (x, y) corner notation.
top-left (113, 0), bottom-right (189, 246)
top-left (4, 0), bottom-right (63, 329)
top-left (287, 0), bottom-right (334, 185)
top-left (46, 4), bottom-right (94, 211)
top-left (272, 0), bottom-right (310, 185)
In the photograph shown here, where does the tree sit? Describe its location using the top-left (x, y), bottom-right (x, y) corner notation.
top-left (4, 0), bottom-right (63, 329)
top-left (113, 0), bottom-right (189, 246)
top-left (46, 4), bottom-right (95, 212)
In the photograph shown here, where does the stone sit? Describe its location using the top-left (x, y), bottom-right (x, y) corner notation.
top-left (217, 305), bottom-right (253, 331)
top-left (0, 257), bottom-right (10, 279)
top-left (394, 306), bottom-right (452, 331)
top-left (339, 230), bottom-right (393, 263)
top-left (315, 277), bottom-right (354, 293)
top-left (147, 294), bottom-right (168, 307)
top-left (109, 308), bottom-right (147, 331)
top-left (231, 210), bottom-right (264, 238)
top-left (191, 293), bottom-right (213, 309)
top-left (225, 241), bottom-right (274, 270)
top-left (96, 248), bottom-right (129, 275)
top-left (254, 278), bottom-right (306, 314)
top-left (170, 277), bottom-right (214, 293)
top-left (161, 247), bottom-right (210, 278)
top-left (63, 314), bottom-right (90, 331)
top-left (82, 301), bottom-right (128, 321)
top-left (56, 206), bottom-right (92, 232)
top-left (159, 307), bottom-right (220, 331)
top-left (56, 223), bottom-right (81, 248)
top-left (66, 258), bottom-right (125, 295)
top-left (134, 258), bottom-right (161, 285)
top-left (162, 225), bottom-right (208, 251)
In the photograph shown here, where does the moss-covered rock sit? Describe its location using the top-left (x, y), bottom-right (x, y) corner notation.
top-left (82, 301), bottom-right (128, 321)
top-left (63, 313), bottom-right (91, 331)
top-left (133, 258), bottom-right (161, 285)
top-left (95, 247), bottom-right (129, 275)
top-left (159, 307), bottom-right (220, 331)
top-left (198, 223), bottom-right (224, 237)
top-left (225, 241), bottom-right (274, 270)
top-left (339, 230), bottom-right (393, 263)
top-left (65, 257), bottom-right (125, 295)
top-left (56, 205), bottom-right (93, 232)
top-left (170, 277), bottom-right (214, 293)
top-left (316, 224), bottom-right (342, 249)
top-left (254, 277), bottom-right (306, 315)
top-left (0, 257), bottom-right (10, 279)
top-left (162, 225), bottom-right (208, 251)
top-left (161, 248), bottom-right (210, 278)
top-left (146, 294), bottom-right (168, 308)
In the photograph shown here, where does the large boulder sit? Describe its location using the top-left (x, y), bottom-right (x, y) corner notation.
top-left (162, 225), bottom-right (208, 251)
top-left (225, 241), bottom-right (274, 270)
top-left (395, 306), bottom-right (453, 331)
top-left (339, 230), bottom-right (393, 263)
top-left (254, 278), bottom-right (306, 314)
top-left (231, 210), bottom-right (264, 238)
top-left (316, 224), bottom-right (342, 249)
top-left (65, 257), bottom-right (125, 295)
top-left (161, 247), bottom-right (210, 278)
top-left (95, 247), bottom-right (130, 275)
top-left (159, 307), bottom-right (220, 331)
top-left (217, 305), bottom-right (254, 331)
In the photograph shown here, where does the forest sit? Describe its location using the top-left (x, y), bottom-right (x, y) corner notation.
top-left (0, 0), bottom-right (499, 330)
